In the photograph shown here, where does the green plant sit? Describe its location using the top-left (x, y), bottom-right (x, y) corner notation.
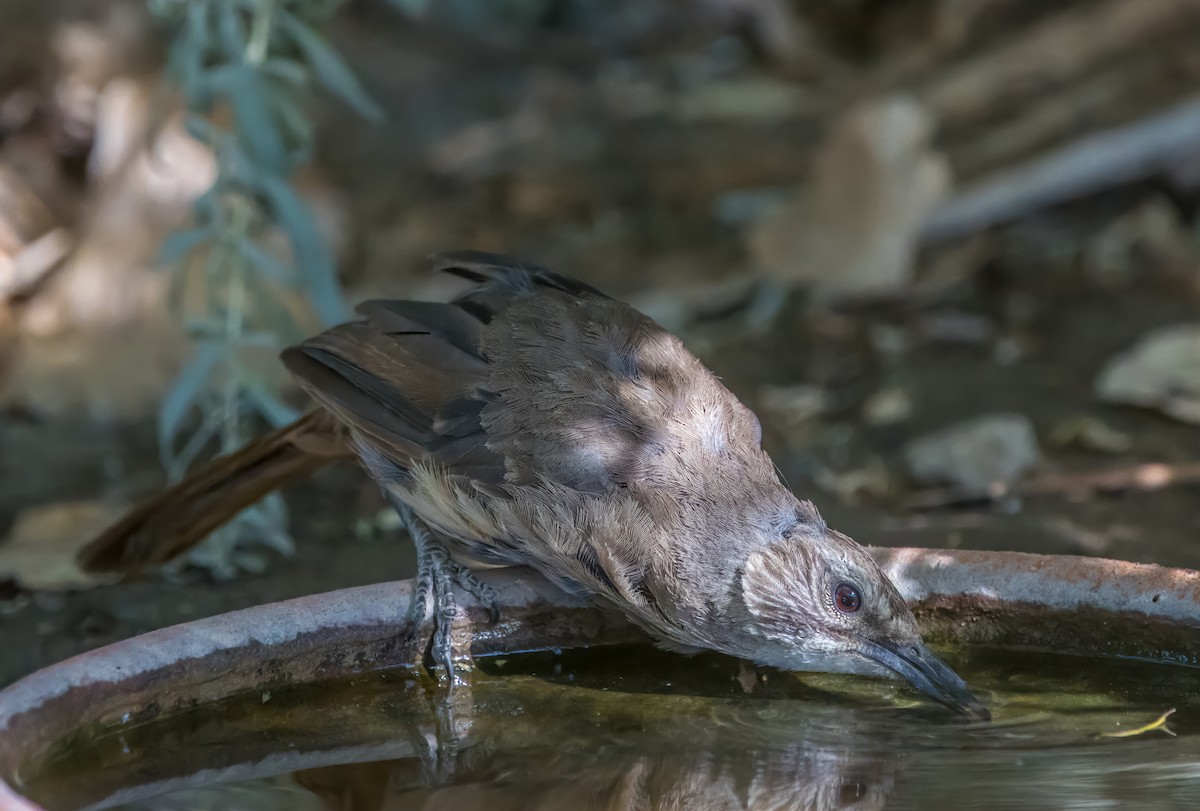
top-left (151, 0), bottom-right (381, 579)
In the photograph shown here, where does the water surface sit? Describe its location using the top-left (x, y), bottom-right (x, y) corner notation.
top-left (16, 645), bottom-right (1199, 811)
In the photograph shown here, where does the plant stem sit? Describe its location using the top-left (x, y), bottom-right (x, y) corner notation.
top-left (246, 0), bottom-right (277, 66)
top-left (220, 196), bottom-right (251, 454)
top-left (218, 0), bottom-right (278, 455)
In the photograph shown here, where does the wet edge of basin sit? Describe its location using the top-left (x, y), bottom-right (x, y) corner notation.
top-left (877, 547), bottom-right (1200, 661)
top-left (1, 548), bottom-right (1198, 810)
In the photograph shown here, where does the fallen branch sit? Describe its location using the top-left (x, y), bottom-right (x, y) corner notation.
top-left (918, 0), bottom-right (1199, 126)
top-left (906, 460), bottom-right (1200, 510)
top-left (922, 95), bottom-right (1200, 241)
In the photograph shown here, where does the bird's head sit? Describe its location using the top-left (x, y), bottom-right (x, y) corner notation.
top-left (732, 519), bottom-right (989, 720)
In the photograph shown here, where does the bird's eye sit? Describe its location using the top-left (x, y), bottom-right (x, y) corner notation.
top-left (834, 582), bottom-right (861, 614)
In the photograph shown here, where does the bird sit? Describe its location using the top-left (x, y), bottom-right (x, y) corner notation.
top-left (78, 250), bottom-right (988, 720)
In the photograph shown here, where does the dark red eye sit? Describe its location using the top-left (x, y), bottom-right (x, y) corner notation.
top-left (834, 583), bottom-right (861, 613)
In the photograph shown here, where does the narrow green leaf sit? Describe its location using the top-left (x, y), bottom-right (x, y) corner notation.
top-left (270, 91), bottom-right (314, 162)
top-left (159, 341), bottom-right (225, 456)
top-left (192, 187), bottom-right (220, 224)
top-left (262, 58), bottom-right (309, 87)
top-left (242, 267), bottom-right (305, 343)
top-left (257, 174), bottom-right (348, 325)
top-left (237, 493), bottom-right (296, 556)
top-left (216, 1), bottom-right (249, 61)
top-left (211, 64), bottom-right (290, 174)
top-left (182, 113), bottom-right (221, 144)
top-left (164, 407), bottom-right (220, 477)
top-left (165, 256), bottom-right (189, 313)
top-left (170, 4), bottom-right (211, 107)
top-left (182, 318), bottom-right (226, 340)
top-left (277, 11), bottom-right (383, 122)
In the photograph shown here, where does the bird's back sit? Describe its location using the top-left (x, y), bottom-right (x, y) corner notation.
top-left (286, 252), bottom-right (772, 499)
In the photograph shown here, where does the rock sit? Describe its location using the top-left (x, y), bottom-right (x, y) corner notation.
top-left (903, 413), bottom-right (1040, 495)
top-left (814, 458), bottom-right (896, 504)
top-left (748, 95), bottom-right (951, 304)
top-left (1049, 415), bottom-right (1133, 453)
top-left (1095, 324), bottom-right (1200, 424)
top-left (918, 310), bottom-right (994, 345)
top-left (1082, 198), bottom-right (1196, 290)
top-left (0, 500), bottom-right (122, 591)
top-left (758, 383), bottom-right (832, 443)
top-left (862, 386), bottom-right (913, 426)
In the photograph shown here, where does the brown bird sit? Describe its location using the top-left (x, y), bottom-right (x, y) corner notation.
top-left (79, 251), bottom-right (988, 719)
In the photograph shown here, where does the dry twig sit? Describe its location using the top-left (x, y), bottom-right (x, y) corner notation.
top-left (906, 461), bottom-right (1200, 510)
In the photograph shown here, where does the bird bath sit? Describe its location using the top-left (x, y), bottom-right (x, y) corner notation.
top-left (1, 548), bottom-right (1198, 810)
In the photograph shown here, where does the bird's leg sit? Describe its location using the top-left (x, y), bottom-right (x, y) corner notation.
top-left (427, 538), bottom-right (458, 681)
top-left (390, 497), bottom-right (459, 680)
top-left (404, 523), bottom-right (433, 629)
top-left (388, 496), bottom-right (500, 682)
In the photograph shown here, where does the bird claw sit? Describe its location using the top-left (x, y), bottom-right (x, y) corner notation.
top-left (449, 560), bottom-right (500, 624)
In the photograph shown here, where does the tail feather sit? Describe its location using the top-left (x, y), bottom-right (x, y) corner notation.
top-left (77, 411), bottom-right (346, 573)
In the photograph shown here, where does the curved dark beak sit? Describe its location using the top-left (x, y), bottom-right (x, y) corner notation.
top-left (858, 639), bottom-right (990, 721)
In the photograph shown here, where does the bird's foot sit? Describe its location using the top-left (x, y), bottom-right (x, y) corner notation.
top-left (448, 559), bottom-right (499, 624)
top-left (392, 498), bottom-right (497, 687)
top-left (426, 540), bottom-right (460, 683)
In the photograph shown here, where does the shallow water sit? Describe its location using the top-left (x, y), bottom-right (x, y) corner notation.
top-left (16, 645), bottom-right (1200, 811)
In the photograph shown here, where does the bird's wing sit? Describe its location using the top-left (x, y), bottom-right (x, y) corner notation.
top-left (283, 250), bottom-right (770, 501)
top-left (278, 251), bottom-right (607, 488)
top-left (281, 290), bottom-right (495, 485)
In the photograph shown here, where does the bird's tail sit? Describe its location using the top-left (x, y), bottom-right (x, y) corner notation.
top-left (77, 410), bottom-right (346, 573)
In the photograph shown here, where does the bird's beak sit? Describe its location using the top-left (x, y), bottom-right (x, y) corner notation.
top-left (857, 638), bottom-right (990, 721)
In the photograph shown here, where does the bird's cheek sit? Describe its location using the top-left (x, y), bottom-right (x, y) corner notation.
top-left (744, 616), bottom-right (814, 653)
top-left (857, 614), bottom-right (909, 644)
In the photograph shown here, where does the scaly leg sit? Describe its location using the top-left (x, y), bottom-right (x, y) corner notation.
top-left (390, 497), bottom-right (457, 679)
top-left (387, 495), bottom-right (500, 683)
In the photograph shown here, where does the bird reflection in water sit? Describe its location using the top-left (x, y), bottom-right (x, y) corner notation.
top-left (290, 746), bottom-right (896, 811)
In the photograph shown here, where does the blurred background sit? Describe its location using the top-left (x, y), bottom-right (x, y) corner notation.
top-left (2, 0), bottom-right (1200, 687)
